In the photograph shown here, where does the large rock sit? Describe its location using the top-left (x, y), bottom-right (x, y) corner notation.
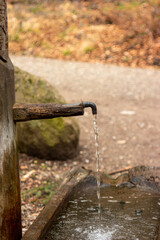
top-left (14, 67), bottom-right (80, 160)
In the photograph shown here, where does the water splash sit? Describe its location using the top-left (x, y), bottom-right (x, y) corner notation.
top-left (87, 226), bottom-right (116, 240)
top-left (93, 114), bottom-right (101, 224)
top-left (45, 186), bottom-right (160, 240)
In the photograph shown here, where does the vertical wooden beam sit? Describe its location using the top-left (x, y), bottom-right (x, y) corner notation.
top-left (0, 0), bottom-right (22, 239)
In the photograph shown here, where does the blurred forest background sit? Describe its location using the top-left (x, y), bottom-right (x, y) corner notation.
top-left (8, 0), bottom-right (160, 68)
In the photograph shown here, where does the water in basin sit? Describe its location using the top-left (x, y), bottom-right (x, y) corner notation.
top-left (44, 185), bottom-right (160, 240)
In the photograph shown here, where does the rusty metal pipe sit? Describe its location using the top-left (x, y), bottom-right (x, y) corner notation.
top-left (82, 101), bottom-right (97, 115)
top-left (64, 102), bottom-right (97, 115)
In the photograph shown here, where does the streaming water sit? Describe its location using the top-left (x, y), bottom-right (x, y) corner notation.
top-left (93, 114), bottom-right (102, 225)
top-left (44, 186), bottom-right (160, 240)
top-left (43, 113), bottom-right (160, 240)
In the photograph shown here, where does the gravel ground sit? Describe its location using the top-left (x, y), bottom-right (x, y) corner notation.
top-left (11, 55), bottom-right (160, 172)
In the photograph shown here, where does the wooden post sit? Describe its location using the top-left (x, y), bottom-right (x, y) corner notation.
top-left (0, 0), bottom-right (22, 239)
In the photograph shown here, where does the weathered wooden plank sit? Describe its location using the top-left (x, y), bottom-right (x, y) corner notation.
top-left (0, 59), bottom-right (22, 240)
top-left (0, 0), bottom-right (21, 239)
top-left (0, 0), bottom-right (8, 61)
top-left (13, 103), bottom-right (84, 122)
top-left (22, 167), bottom-right (89, 240)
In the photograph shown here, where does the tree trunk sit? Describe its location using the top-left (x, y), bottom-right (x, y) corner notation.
top-left (0, 0), bottom-right (22, 239)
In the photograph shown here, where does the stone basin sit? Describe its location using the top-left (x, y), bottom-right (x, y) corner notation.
top-left (22, 166), bottom-right (160, 240)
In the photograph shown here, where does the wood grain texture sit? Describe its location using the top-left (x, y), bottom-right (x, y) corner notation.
top-left (0, 59), bottom-right (21, 239)
top-left (0, 0), bottom-right (8, 61)
top-left (13, 103), bottom-right (84, 122)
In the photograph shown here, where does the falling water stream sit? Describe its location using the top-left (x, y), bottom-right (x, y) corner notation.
top-left (93, 114), bottom-right (102, 225)
top-left (44, 112), bottom-right (160, 240)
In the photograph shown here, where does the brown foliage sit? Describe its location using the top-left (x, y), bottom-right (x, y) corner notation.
top-left (8, 0), bottom-right (160, 68)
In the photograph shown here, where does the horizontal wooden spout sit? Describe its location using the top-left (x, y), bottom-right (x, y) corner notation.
top-left (13, 103), bottom-right (84, 122)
